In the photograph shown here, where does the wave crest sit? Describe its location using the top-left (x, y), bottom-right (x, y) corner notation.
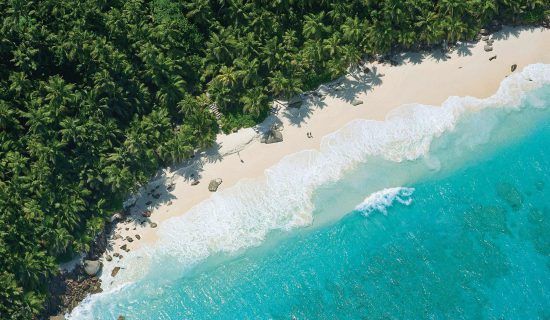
top-left (355, 187), bottom-right (415, 215)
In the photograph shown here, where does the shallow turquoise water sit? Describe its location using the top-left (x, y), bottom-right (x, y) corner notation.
top-left (75, 83), bottom-right (550, 319)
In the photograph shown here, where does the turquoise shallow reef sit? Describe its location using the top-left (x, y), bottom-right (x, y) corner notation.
top-left (71, 66), bottom-right (550, 319)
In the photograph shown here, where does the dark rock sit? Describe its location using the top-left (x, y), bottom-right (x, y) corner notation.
top-left (191, 180), bottom-right (200, 186)
top-left (480, 28), bottom-right (490, 35)
top-left (152, 193), bottom-right (161, 199)
top-left (50, 315), bottom-right (65, 320)
top-left (135, 234), bottom-right (141, 240)
top-left (105, 255), bottom-right (112, 262)
top-left (351, 99), bottom-right (363, 106)
top-left (484, 45), bottom-right (493, 52)
top-left (142, 210), bottom-right (151, 218)
top-left (167, 200), bottom-right (173, 206)
top-left (111, 267), bottom-right (121, 277)
top-left (167, 182), bottom-right (175, 191)
top-left (113, 252), bottom-right (120, 257)
top-left (126, 236), bottom-right (133, 243)
top-left (261, 129), bottom-right (283, 144)
top-left (486, 39), bottom-right (494, 46)
top-left (481, 35), bottom-right (490, 41)
top-left (83, 260), bottom-right (101, 276)
top-left (287, 95), bottom-right (303, 108)
top-left (145, 200), bottom-right (152, 205)
top-left (150, 222), bottom-right (158, 228)
top-left (118, 316), bottom-right (125, 320)
top-left (535, 180), bottom-right (544, 191)
top-left (511, 64), bottom-right (517, 72)
top-left (120, 244), bottom-right (127, 251)
top-left (208, 178), bottom-right (223, 192)
top-left (110, 212), bottom-right (123, 223)
top-left (489, 55), bottom-right (497, 61)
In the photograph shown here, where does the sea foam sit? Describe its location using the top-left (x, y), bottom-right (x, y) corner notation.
top-left (355, 187), bottom-right (415, 215)
top-left (69, 64), bottom-right (550, 319)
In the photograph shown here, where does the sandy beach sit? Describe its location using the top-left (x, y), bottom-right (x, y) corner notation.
top-left (106, 26), bottom-right (550, 260)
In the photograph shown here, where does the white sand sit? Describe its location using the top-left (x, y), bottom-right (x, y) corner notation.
top-left (106, 26), bottom-right (550, 258)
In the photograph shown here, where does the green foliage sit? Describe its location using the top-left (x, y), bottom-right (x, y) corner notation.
top-left (0, 0), bottom-right (547, 317)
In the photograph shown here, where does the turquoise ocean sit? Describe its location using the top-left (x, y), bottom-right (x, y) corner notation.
top-left (70, 64), bottom-right (550, 319)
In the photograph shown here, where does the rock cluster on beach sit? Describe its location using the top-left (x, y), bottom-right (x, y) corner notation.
top-left (208, 178), bottom-right (223, 191)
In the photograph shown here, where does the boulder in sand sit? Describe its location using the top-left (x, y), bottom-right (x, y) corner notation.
top-left (511, 64), bottom-right (517, 72)
top-left (489, 55), bottom-right (497, 61)
top-left (110, 213), bottom-right (123, 223)
top-left (111, 266), bottom-right (121, 277)
top-left (484, 45), bottom-right (493, 52)
top-left (261, 129), bottom-right (283, 144)
top-left (287, 95), bottom-right (303, 108)
top-left (351, 99), bottom-right (363, 106)
top-left (83, 260), bottom-right (102, 276)
top-left (208, 178), bottom-right (223, 192)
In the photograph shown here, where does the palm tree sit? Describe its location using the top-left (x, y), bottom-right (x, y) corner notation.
top-left (240, 87), bottom-right (267, 117)
top-left (302, 12), bottom-right (327, 39)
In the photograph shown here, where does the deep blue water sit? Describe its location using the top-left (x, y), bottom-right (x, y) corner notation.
top-left (73, 81), bottom-right (550, 319)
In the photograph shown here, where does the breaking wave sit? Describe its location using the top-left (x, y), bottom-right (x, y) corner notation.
top-left (355, 187), bottom-right (415, 215)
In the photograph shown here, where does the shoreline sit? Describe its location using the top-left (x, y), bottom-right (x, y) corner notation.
top-left (80, 25), bottom-right (550, 295)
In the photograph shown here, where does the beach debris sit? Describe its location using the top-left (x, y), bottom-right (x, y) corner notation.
top-left (110, 212), bottom-right (123, 223)
top-left (511, 64), bottom-right (517, 72)
top-left (105, 255), bottom-right (112, 262)
top-left (489, 55), bottom-right (497, 61)
top-left (351, 99), bottom-right (364, 106)
top-left (261, 129), bottom-right (283, 144)
top-left (191, 180), bottom-right (200, 186)
top-left (484, 45), bottom-right (493, 52)
top-left (125, 236), bottom-right (133, 243)
top-left (135, 234), bottom-right (141, 240)
top-left (83, 260), bottom-right (102, 276)
top-left (150, 222), bottom-right (158, 228)
top-left (142, 210), bottom-right (151, 218)
top-left (208, 178), bottom-right (223, 191)
top-left (496, 182), bottom-right (523, 211)
top-left (111, 267), bottom-right (121, 277)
